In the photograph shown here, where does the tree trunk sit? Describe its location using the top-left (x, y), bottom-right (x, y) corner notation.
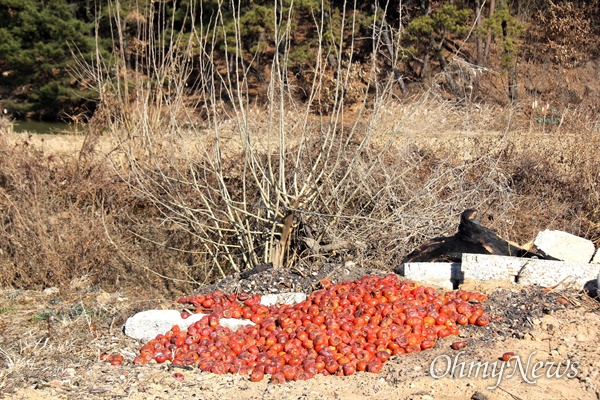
top-left (271, 197), bottom-right (301, 269)
top-left (434, 38), bottom-right (463, 100)
top-left (484, 0), bottom-right (496, 66)
top-left (420, 50), bottom-right (430, 80)
top-left (380, 15), bottom-right (406, 94)
top-left (475, 0), bottom-right (483, 65)
top-left (499, 4), bottom-right (518, 103)
top-left (508, 62), bottom-right (519, 103)
top-left (272, 211), bottom-right (294, 269)
top-left (381, 19), bottom-right (395, 65)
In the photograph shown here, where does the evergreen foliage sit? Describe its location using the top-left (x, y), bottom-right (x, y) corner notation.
top-left (482, 3), bottom-right (523, 72)
top-left (0, 0), bottom-right (591, 119)
top-left (0, 0), bottom-right (98, 119)
top-left (404, 4), bottom-right (471, 79)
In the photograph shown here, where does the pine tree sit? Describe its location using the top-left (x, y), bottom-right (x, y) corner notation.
top-left (0, 0), bottom-right (98, 119)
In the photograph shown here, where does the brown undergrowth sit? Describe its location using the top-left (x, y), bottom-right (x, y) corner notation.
top-left (0, 104), bottom-right (599, 399)
top-left (0, 131), bottom-right (205, 294)
top-left (0, 101), bottom-right (599, 294)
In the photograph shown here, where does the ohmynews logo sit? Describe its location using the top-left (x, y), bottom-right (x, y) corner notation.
top-left (430, 351), bottom-right (579, 389)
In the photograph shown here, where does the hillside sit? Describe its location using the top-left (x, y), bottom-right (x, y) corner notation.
top-left (0, 0), bottom-right (599, 121)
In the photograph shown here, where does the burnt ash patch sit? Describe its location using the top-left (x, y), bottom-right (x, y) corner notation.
top-left (196, 262), bottom-right (390, 296)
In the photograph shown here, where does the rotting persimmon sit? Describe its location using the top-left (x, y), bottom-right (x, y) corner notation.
top-left (130, 274), bottom-right (491, 383)
top-left (451, 341), bottom-right (466, 350)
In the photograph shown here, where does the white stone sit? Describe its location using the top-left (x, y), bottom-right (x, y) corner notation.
top-left (124, 310), bottom-right (206, 342)
top-left (260, 292), bottom-right (307, 306)
top-left (592, 249), bottom-right (600, 264)
top-left (533, 230), bottom-right (595, 263)
top-left (400, 262), bottom-right (463, 290)
top-left (124, 310), bottom-right (256, 341)
top-left (461, 254), bottom-right (522, 282)
top-left (219, 318), bottom-right (255, 331)
top-left (518, 258), bottom-right (598, 288)
top-left (461, 253), bottom-right (598, 288)
top-left (42, 287), bottom-right (60, 296)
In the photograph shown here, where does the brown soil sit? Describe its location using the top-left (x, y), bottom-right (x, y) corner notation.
top-left (1, 267), bottom-right (598, 400)
top-left (3, 132), bottom-right (114, 156)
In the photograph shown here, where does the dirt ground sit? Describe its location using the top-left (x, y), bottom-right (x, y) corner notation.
top-left (0, 264), bottom-right (598, 400)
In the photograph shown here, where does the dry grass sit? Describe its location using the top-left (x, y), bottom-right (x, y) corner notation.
top-left (1, 97), bottom-right (599, 293)
top-left (0, 287), bottom-right (171, 395)
top-left (0, 133), bottom-right (210, 294)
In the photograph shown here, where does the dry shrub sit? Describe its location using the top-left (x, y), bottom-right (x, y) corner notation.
top-left (501, 129), bottom-right (600, 244)
top-left (309, 98), bottom-right (600, 267)
top-left (4, 0), bottom-right (599, 291)
top-left (0, 139), bottom-right (119, 289)
top-left (0, 136), bottom-right (205, 293)
top-left (535, 1), bottom-right (597, 67)
top-left (1, 98), bottom-right (599, 292)
top-left (0, 115), bottom-right (13, 135)
top-left (299, 138), bottom-right (517, 269)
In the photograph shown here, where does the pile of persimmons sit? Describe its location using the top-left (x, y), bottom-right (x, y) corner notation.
top-left (133, 274), bottom-right (490, 383)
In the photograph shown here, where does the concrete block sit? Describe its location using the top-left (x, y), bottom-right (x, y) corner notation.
top-left (124, 310), bottom-right (207, 342)
top-left (124, 310), bottom-right (256, 341)
top-left (592, 249), bottom-right (600, 264)
top-left (219, 318), bottom-right (255, 331)
top-left (260, 292), bottom-right (307, 306)
top-left (125, 291), bottom-right (309, 342)
top-left (461, 254), bottom-right (522, 281)
top-left (401, 262), bottom-right (463, 290)
top-left (461, 253), bottom-right (598, 288)
top-left (534, 230), bottom-right (595, 263)
top-left (518, 259), bottom-right (599, 288)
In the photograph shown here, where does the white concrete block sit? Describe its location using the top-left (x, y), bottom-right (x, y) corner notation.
top-left (124, 310), bottom-right (207, 342)
top-left (518, 259), bottom-right (599, 288)
top-left (219, 318), bottom-right (255, 331)
top-left (592, 249), bottom-right (600, 264)
top-left (401, 262), bottom-right (463, 290)
top-left (124, 310), bottom-right (255, 341)
top-left (461, 253), bottom-right (597, 288)
top-left (461, 254), bottom-right (522, 282)
top-left (534, 230), bottom-right (595, 263)
top-left (260, 292), bottom-right (307, 306)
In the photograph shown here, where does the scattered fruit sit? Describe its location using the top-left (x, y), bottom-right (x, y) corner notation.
top-left (101, 353), bottom-right (123, 365)
top-left (451, 341), bottom-right (466, 350)
top-left (173, 372), bottom-right (185, 381)
top-left (132, 274), bottom-right (490, 382)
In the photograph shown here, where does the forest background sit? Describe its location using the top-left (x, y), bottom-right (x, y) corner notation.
top-left (0, 0), bottom-right (598, 120)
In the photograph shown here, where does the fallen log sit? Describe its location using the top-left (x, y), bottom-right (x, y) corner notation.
top-left (398, 209), bottom-right (551, 265)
